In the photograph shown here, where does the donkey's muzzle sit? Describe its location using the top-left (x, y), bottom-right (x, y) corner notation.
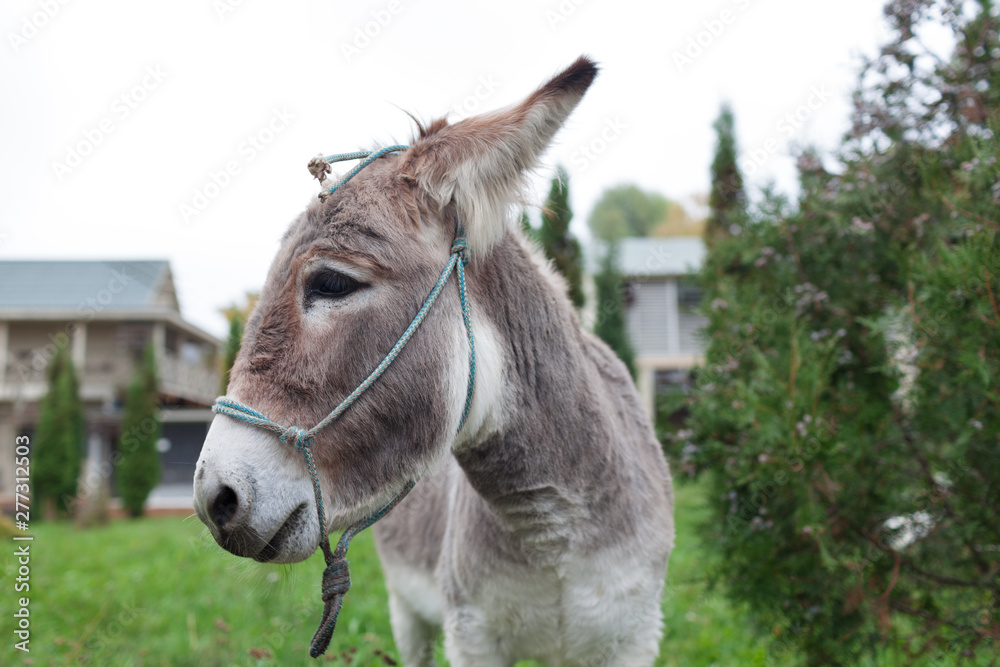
top-left (194, 466), bottom-right (262, 558)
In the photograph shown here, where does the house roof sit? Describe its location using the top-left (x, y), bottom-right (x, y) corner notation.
top-left (0, 260), bottom-right (179, 313)
top-left (587, 237), bottom-right (705, 277)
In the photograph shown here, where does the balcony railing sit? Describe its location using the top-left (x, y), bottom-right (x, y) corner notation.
top-left (158, 353), bottom-right (219, 405)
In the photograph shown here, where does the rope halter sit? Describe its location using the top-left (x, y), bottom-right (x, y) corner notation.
top-left (212, 145), bottom-right (476, 658)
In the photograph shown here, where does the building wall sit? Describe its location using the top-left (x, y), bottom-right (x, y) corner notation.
top-left (87, 321), bottom-right (145, 384)
top-left (628, 281), bottom-right (671, 355)
top-left (0, 402), bottom-right (14, 498)
top-left (0, 316), bottom-right (219, 499)
top-left (678, 314), bottom-right (705, 355)
top-left (2, 319), bottom-right (218, 404)
top-left (5, 320), bottom-right (72, 385)
top-left (625, 277), bottom-right (706, 416)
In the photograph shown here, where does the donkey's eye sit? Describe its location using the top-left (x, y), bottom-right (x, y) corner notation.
top-left (307, 270), bottom-right (361, 299)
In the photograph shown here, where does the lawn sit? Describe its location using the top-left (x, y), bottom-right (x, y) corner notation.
top-left (1, 481), bottom-right (977, 666)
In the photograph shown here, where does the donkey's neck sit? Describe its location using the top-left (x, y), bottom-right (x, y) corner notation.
top-left (451, 232), bottom-right (642, 552)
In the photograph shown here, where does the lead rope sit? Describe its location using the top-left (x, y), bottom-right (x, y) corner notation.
top-left (213, 146), bottom-right (476, 658)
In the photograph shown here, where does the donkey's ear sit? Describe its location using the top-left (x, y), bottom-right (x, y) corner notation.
top-left (404, 56), bottom-right (598, 256)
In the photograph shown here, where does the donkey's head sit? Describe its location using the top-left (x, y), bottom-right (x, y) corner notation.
top-left (193, 57), bottom-right (597, 563)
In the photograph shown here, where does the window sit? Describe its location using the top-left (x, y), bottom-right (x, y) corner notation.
top-left (677, 279), bottom-right (703, 313)
top-left (115, 323), bottom-right (153, 360)
top-left (655, 368), bottom-right (694, 395)
top-left (165, 327), bottom-right (179, 354)
top-left (180, 341), bottom-right (203, 366)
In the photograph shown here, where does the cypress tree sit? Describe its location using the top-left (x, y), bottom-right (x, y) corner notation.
top-left (31, 343), bottom-right (85, 518)
top-left (220, 314), bottom-right (244, 394)
top-left (593, 243), bottom-right (636, 378)
top-left (707, 103), bottom-right (747, 244)
top-left (219, 292), bottom-right (257, 393)
top-left (539, 165), bottom-right (585, 309)
top-left (116, 343), bottom-right (162, 518)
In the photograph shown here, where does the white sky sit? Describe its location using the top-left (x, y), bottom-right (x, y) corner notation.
top-left (0, 0), bottom-right (892, 339)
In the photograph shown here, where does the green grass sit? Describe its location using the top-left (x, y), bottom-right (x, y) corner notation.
top-left (2, 514), bottom-right (400, 666)
top-left (1, 482), bottom-right (982, 666)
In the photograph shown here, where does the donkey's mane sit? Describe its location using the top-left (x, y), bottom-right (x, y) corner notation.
top-left (414, 116), bottom-right (450, 139)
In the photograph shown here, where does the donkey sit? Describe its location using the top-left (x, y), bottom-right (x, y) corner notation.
top-left (193, 57), bottom-right (674, 666)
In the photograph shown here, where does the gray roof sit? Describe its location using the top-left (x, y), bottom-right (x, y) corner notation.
top-left (0, 260), bottom-right (179, 313)
top-left (587, 237), bottom-right (705, 277)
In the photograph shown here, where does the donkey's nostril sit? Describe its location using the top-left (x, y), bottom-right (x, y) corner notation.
top-left (210, 485), bottom-right (240, 529)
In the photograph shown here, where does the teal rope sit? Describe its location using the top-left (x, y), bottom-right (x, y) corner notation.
top-left (454, 238), bottom-right (476, 430)
top-left (212, 147), bottom-right (476, 659)
top-left (311, 477), bottom-right (415, 654)
top-left (316, 144), bottom-right (408, 201)
top-left (323, 150), bottom-right (373, 163)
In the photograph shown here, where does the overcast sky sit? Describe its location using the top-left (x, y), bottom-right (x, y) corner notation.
top-left (1, 0), bottom-right (893, 339)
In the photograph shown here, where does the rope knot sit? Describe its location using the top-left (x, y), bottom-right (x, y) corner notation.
top-left (279, 426), bottom-right (309, 449)
top-left (451, 237), bottom-right (469, 262)
top-left (307, 155), bottom-right (331, 182)
top-left (321, 558), bottom-right (352, 601)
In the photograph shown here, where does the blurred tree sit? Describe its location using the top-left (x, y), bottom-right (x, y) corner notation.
top-left (538, 166), bottom-right (585, 309)
top-left (587, 184), bottom-right (670, 241)
top-left (116, 343), bottom-right (162, 518)
top-left (519, 208), bottom-right (535, 240)
top-left (218, 292), bottom-right (259, 326)
top-left (220, 316), bottom-right (244, 395)
top-left (593, 242), bottom-right (636, 379)
top-left (706, 103), bottom-right (748, 245)
top-left (688, 1), bottom-right (1000, 663)
top-left (650, 199), bottom-right (707, 237)
top-left (31, 344), bottom-right (84, 519)
top-left (219, 292), bottom-right (258, 394)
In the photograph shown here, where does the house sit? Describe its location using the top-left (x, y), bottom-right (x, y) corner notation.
top-left (0, 260), bottom-right (222, 511)
top-left (586, 237), bottom-right (707, 417)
